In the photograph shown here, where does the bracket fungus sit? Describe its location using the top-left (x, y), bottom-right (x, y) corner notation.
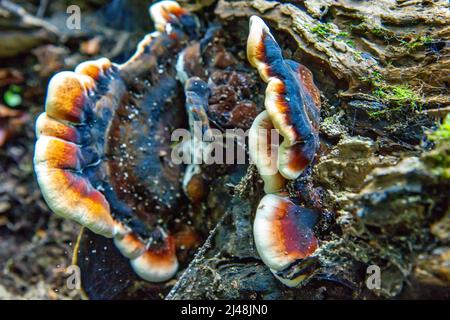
top-left (247, 16), bottom-right (321, 182)
top-left (254, 194), bottom-right (319, 287)
top-left (34, 0), bottom-right (201, 283)
top-left (248, 16), bottom-right (322, 287)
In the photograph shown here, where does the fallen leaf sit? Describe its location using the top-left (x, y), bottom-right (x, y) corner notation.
top-left (0, 104), bottom-right (29, 147)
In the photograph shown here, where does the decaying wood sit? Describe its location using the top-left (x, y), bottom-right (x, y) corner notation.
top-left (163, 0), bottom-right (450, 299)
top-left (215, 0), bottom-right (449, 107)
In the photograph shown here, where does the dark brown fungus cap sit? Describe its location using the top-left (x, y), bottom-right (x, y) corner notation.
top-left (34, 1), bottom-right (200, 282)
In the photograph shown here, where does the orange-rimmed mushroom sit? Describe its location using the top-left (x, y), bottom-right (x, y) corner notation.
top-left (130, 230), bottom-right (179, 282)
top-left (253, 194), bottom-right (319, 287)
top-left (34, 1), bottom-right (200, 283)
top-left (34, 66), bottom-right (119, 238)
top-left (150, 0), bottom-right (199, 38)
top-left (35, 113), bottom-right (81, 143)
top-left (114, 226), bottom-right (178, 282)
top-left (247, 16), bottom-right (321, 180)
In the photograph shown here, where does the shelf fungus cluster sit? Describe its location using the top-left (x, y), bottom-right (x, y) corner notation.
top-left (33, 0), bottom-right (322, 288)
top-left (247, 16), bottom-right (322, 287)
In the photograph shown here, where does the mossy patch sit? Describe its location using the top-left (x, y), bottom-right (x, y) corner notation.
top-left (399, 36), bottom-right (435, 51)
top-left (372, 84), bottom-right (420, 109)
top-left (359, 70), bottom-right (422, 118)
top-left (309, 22), bottom-right (334, 38)
top-left (424, 114), bottom-right (450, 179)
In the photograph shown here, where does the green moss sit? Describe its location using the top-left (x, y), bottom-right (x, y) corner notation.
top-left (310, 22), bottom-right (360, 60)
top-left (367, 25), bottom-right (434, 49)
top-left (366, 106), bottom-right (401, 119)
top-left (354, 50), bottom-right (363, 61)
top-left (322, 116), bottom-right (334, 126)
top-left (345, 39), bottom-right (356, 48)
top-left (425, 115), bottom-right (450, 179)
top-left (429, 114), bottom-right (450, 143)
top-left (337, 31), bottom-right (350, 38)
top-left (359, 70), bottom-right (384, 87)
top-left (360, 70), bottom-right (421, 114)
top-left (371, 27), bottom-right (387, 37)
top-left (399, 36), bottom-right (434, 50)
top-left (377, 84), bottom-right (420, 109)
top-left (310, 22), bottom-right (334, 38)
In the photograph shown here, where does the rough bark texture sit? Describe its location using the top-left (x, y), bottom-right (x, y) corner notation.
top-left (216, 0), bottom-right (449, 107)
